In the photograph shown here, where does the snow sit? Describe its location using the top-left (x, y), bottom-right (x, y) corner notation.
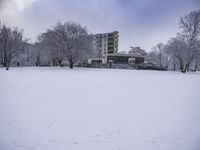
top-left (0, 67), bottom-right (200, 150)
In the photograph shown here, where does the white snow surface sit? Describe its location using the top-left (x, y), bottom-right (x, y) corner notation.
top-left (0, 67), bottom-right (200, 150)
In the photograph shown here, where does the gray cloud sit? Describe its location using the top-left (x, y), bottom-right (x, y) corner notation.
top-left (0, 0), bottom-right (5, 4)
top-left (0, 0), bottom-right (5, 9)
top-left (0, 0), bottom-right (199, 51)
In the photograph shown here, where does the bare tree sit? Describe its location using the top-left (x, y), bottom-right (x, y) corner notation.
top-left (161, 46), bottom-right (172, 70)
top-left (166, 35), bottom-right (189, 73)
top-left (154, 43), bottom-right (165, 67)
top-left (39, 29), bottom-right (65, 66)
top-left (149, 43), bottom-right (168, 67)
top-left (128, 46), bottom-right (147, 56)
top-left (53, 21), bottom-right (92, 69)
top-left (0, 23), bottom-right (26, 69)
top-left (147, 45), bottom-right (171, 70)
top-left (180, 10), bottom-right (200, 71)
top-left (146, 50), bottom-right (159, 65)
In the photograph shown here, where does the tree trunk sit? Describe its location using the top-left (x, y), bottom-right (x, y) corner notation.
top-left (194, 60), bottom-right (198, 72)
top-left (180, 66), bottom-right (186, 73)
top-left (194, 65), bottom-right (198, 72)
top-left (179, 57), bottom-right (186, 73)
top-left (58, 60), bottom-right (62, 67)
top-left (173, 64), bottom-right (176, 71)
top-left (52, 59), bottom-right (56, 66)
top-left (36, 56), bottom-right (40, 66)
top-left (159, 50), bottom-right (162, 67)
top-left (2, 57), bottom-right (7, 67)
top-left (165, 65), bottom-right (168, 71)
top-left (6, 62), bottom-right (10, 70)
top-left (69, 61), bottom-right (74, 69)
top-left (180, 63), bottom-right (186, 73)
top-left (6, 66), bottom-right (9, 70)
top-left (109, 63), bottom-right (112, 68)
top-left (186, 64), bottom-right (190, 72)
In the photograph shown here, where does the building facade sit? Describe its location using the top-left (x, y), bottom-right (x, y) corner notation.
top-left (92, 31), bottom-right (119, 62)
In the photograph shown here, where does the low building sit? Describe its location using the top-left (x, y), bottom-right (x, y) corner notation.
top-left (107, 53), bottom-right (144, 64)
top-left (88, 58), bottom-right (105, 64)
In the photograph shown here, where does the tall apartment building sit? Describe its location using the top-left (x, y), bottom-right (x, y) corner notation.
top-left (88, 31), bottom-right (144, 65)
top-left (92, 31), bottom-right (119, 59)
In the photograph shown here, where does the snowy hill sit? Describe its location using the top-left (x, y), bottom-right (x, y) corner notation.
top-left (0, 67), bottom-right (200, 150)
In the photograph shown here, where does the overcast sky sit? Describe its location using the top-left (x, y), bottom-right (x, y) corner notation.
top-left (0, 0), bottom-right (199, 51)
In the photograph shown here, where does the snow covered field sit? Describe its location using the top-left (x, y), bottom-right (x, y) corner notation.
top-left (0, 67), bottom-right (200, 150)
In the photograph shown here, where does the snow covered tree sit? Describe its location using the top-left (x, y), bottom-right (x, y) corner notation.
top-left (166, 35), bottom-right (188, 73)
top-left (147, 43), bottom-right (171, 69)
top-left (151, 43), bottom-right (165, 67)
top-left (39, 29), bottom-right (65, 66)
top-left (146, 50), bottom-right (159, 65)
top-left (128, 46), bottom-right (147, 57)
top-left (179, 10), bottom-right (200, 71)
top-left (45, 21), bottom-right (93, 68)
top-left (0, 23), bottom-right (26, 69)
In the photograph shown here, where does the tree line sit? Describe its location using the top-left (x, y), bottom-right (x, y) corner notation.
top-left (0, 10), bottom-right (200, 72)
top-left (0, 21), bottom-right (94, 70)
top-left (146, 10), bottom-right (200, 73)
